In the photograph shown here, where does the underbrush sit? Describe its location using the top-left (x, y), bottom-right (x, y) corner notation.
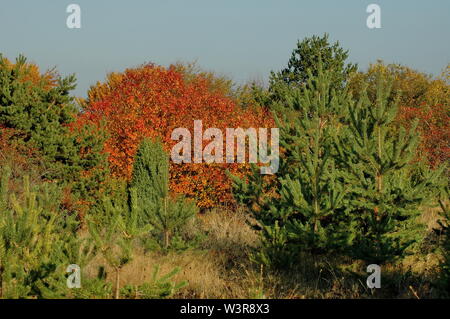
top-left (78, 207), bottom-right (446, 299)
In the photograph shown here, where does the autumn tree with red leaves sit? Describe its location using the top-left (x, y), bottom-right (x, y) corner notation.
top-left (81, 63), bottom-right (272, 209)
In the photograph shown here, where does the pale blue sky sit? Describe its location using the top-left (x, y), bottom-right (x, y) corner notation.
top-left (1, 0), bottom-right (449, 97)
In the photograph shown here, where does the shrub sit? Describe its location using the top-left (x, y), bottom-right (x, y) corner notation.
top-left (0, 167), bottom-right (94, 298)
top-left (88, 188), bottom-right (152, 299)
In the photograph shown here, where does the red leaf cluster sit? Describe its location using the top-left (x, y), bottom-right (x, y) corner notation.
top-left (398, 103), bottom-right (449, 168)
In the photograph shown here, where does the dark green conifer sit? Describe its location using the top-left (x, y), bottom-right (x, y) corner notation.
top-left (0, 54), bottom-right (107, 205)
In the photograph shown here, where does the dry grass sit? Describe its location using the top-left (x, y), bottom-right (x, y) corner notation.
top-left (81, 205), bottom-right (447, 299)
top-left (420, 205), bottom-right (443, 232)
top-left (83, 208), bottom-right (265, 298)
top-left (196, 208), bottom-right (259, 254)
top-left (400, 204), bottom-right (444, 287)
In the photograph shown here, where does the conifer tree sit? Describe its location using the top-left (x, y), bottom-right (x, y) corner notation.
top-left (0, 54), bottom-right (107, 205)
top-left (130, 138), bottom-right (197, 249)
top-left (276, 69), bottom-right (349, 252)
top-left (334, 74), bottom-right (443, 264)
top-left (269, 33), bottom-right (357, 103)
top-left (232, 68), bottom-right (349, 267)
top-left (88, 185), bottom-right (190, 299)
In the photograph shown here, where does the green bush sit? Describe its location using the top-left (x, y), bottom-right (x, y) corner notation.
top-left (0, 167), bottom-right (94, 298)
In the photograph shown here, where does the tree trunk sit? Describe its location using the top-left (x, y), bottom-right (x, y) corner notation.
top-left (114, 267), bottom-right (120, 299)
top-left (0, 267), bottom-right (3, 299)
top-left (163, 197), bottom-right (170, 249)
top-left (164, 230), bottom-right (170, 249)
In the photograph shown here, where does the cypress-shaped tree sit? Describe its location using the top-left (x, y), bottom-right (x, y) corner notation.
top-left (130, 138), bottom-right (197, 249)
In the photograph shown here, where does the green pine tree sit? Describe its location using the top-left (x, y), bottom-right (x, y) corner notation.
top-left (0, 166), bottom-right (93, 298)
top-left (276, 68), bottom-right (349, 253)
top-left (437, 186), bottom-right (450, 295)
top-left (0, 54), bottom-right (108, 206)
top-left (232, 67), bottom-right (349, 267)
top-left (334, 74), bottom-right (443, 264)
top-left (120, 265), bottom-right (187, 299)
top-left (271, 33), bottom-right (357, 95)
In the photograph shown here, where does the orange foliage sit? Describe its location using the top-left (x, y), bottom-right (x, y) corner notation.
top-left (1, 56), bottom-right (57, 90)
top-left (398, 104), bottom-right (449, 168)
top-left (81, 64), bottom-right (273, 209)
top-left (0, 125), bottom-right (43, 176)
